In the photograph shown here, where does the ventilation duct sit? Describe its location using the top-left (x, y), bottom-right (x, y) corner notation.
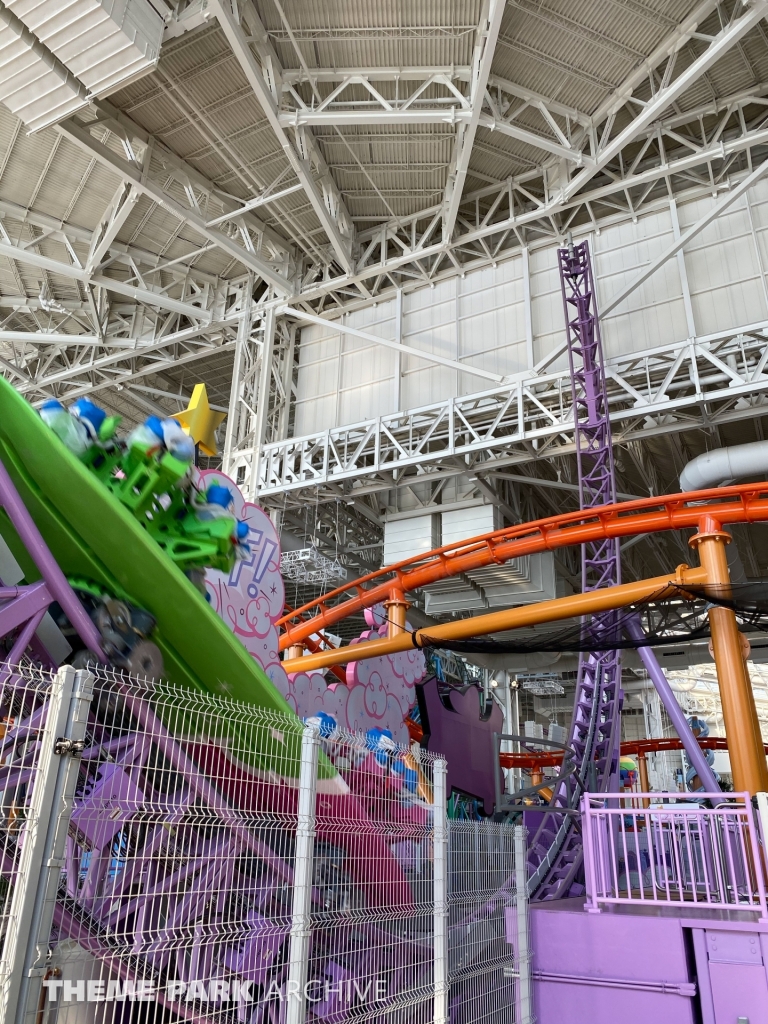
top-left (7, 0), bottom-right (163, 98)
top-left (0, 3), bottom-right (88, 131)
top-left (679, 439), bottom-right (768, 491)
top-left (679, 441), bottom-right (760, 583)
top-left (0, 0), bottom-right (163, 131)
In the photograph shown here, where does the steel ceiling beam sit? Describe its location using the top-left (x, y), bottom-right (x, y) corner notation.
top-left (4, 0), bottom-right (768, 427)
top-left (85, 183), bottom-right (140, 274)
top-left (281, 66), bottom-right (473, 83)
top-left (0, 237), bottom-right (208, 320)
top-left (563, 0), bottom-right (768, 201)
top-left (0, 297), bottom-right (90, 311)
top-left (281, 67), bottom-right (591, 123)
top-left (292, 112), bottom-right (768, 308)
top-left (442, 0), bottom-right (505, 241)
top-left (57, 118), bottom-right (294, 294)
top-left (0, 196), bottom-right (220, 288)
top-left (211, 0), bottom-right (355, 273)
top-left (278, 3), bottom-right (767, 310)
top-left (51, 340), bottom-right (239, 404)
top-left (16, 317), bottom-right (242, 400)
top-left (279, 105), bottom-right (583, 164)
top-left (278, 64), bottom-right (588, 164)
top-left (0, 331), bottom-right (99, 345)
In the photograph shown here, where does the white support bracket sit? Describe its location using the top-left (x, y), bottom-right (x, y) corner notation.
top-left (433, 758), bottom-right (449, 1024)
top-left (285, 723), bottom-right (319, 1024)
top-left (85, 182), bottom-right (140, 274)
top-left (514, 824), bottom-right (532, 1024)
top-left (0, 667), bottom-right (95, 1024)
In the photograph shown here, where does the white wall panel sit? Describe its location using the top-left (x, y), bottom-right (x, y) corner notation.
top-left (458, 257), bottom-right (527, 378)
top-left (597, 208), bottom-right (690, 355)
top-left (679, 194), bottom-right (767, 334)
top-left (529, 244), bottom-right (565, 369)
top-left (294, 182), bottom-right (768, 436)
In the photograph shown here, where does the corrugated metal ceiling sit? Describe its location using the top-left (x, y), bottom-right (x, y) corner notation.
top-left (2, 0), bottom-right (764, 302)
top-left (1, 0), bottom-right (768, 441)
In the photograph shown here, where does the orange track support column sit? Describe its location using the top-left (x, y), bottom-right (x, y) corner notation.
top-left (690, 516), bottom-right (768, 794)
top-left (383, 589), bottom-right (410, 638)
top-left (637, 752), bottom-right (650, 808)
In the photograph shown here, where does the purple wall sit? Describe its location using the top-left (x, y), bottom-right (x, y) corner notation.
top-left (527, 903), bottom-right (768, 1023)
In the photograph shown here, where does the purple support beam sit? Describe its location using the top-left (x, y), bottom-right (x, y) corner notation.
top-left (0, 454), bottom-right (105, 659)
top-left (626, 617), bottom-right (721, 794)
top-left (530, 241), bottom-right (623, 899)
top-left (0, 581), bottom-right (50, 636)
top-left (530, 240), bottom-right (720, 901)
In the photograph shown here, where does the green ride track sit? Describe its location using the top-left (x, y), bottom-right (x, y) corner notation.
top-left (0, 375), bottom-right (328, 780)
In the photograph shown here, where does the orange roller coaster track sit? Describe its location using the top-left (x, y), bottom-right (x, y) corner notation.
top-left (278, 483), bottom-right (768, 650)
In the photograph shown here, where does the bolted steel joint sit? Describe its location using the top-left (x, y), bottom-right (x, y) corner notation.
top-left (54, 737), bottom-right (85, 757)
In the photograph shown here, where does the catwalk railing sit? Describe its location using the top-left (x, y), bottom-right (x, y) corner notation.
top-left (0, 664), bottom-right (531, 1024)
top-left (582, 793), bottom-right (768, 919)
top-left (258, 322), bottom-right (768, 500)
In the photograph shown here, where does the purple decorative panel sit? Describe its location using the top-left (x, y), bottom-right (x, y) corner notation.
top-left (417, 676), bottom-right (502, 814)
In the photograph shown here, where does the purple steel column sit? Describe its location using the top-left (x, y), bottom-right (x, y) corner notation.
top-left (626, 618), bottom-right (720, 793)
top-left (0, 454), bottom-right (105, 659)
top-left (530, 240), bottom-right (720, 901)
top-left (529, 240), bottom-right (622, 899)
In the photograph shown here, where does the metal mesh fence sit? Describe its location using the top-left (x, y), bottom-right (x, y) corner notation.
top-left (447, 821), bottom-right (528, 1024)
top-left (303, 726), bottom-right (438, 1024)
top-left (0, 668), bottom-right (54, 986)
top-left (0, 664), bottom-right (528, 1024)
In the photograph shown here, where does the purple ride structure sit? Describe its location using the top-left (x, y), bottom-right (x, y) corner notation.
top-left (529, 239), bottom-right (719, 900)
top-left (520, 240), bottom-right (768, 1024)
top-left (525, 239), bottom-right (625, 900)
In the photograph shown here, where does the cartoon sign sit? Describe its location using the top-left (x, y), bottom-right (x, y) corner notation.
top-left (201, 472), bottom-right (426, 742)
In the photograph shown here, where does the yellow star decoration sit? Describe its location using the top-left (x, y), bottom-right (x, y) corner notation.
top-left (175, 383), bottom-right (226, 457)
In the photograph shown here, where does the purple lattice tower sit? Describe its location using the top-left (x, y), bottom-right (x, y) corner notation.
top-left (528, 240), bottom-right (623, 900)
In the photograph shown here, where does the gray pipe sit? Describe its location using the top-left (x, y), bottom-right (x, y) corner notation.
top-left (626, 618), bottom-right (721, 794)
top-left (680, 440), bottom-right (768, 491)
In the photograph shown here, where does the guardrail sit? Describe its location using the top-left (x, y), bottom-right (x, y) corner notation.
top-left (581, 793), bottom-right (768, 919)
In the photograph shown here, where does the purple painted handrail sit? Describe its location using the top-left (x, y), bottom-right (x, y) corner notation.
top-left (581, 792), bottom-right (767, 919)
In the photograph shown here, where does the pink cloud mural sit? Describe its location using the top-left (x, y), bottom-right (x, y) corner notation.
top-left (288, 606), bottom-right (426, 744)
top-left (200, 472), bottom-right (426, 742)
top-left (198, 470), bottom-right (288, 694)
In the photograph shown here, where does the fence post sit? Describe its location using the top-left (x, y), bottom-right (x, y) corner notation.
top-left (581, 795), bottom-right (601, 913)
top-left (514, 825), bottom-right (532, 1024)
top-left (286, 724), bottom-right (319, 1024)
top-left (433, 758), bottom-right (448, 1024)
top-left (753, 792), bottom-right (768, 919)
top-left (1, 666), bottom-right (94, 1024)
top-left (757, 792), bottom-right (768, 853)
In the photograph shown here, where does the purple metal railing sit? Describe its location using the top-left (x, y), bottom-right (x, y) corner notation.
top-left (581, 793), bottom-right (768, 919)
